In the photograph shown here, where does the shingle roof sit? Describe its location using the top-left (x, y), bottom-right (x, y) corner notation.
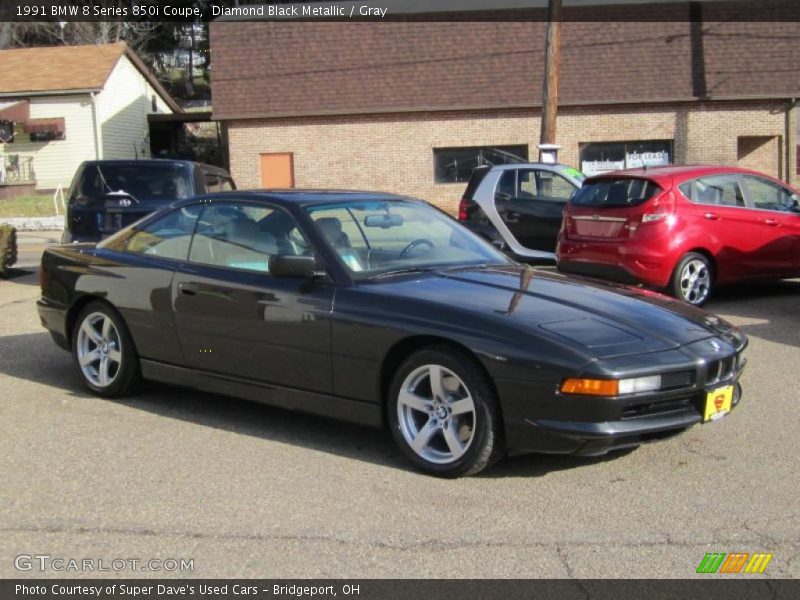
top-left (209, 16), bottom-right (800, 120)
top-left (0, 43), bottom-right (181, 112)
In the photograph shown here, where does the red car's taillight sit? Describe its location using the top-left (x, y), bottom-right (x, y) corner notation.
top-left (458, 198), bottom-right (469, 221)
top-left (635, 192), bottom-right (676, 231)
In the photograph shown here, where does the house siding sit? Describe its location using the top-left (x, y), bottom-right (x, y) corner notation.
top-left (227, 100), bottom-right (792, 215)
top-left (2, 94), bottom-right (96, 191)
top-left (96, 55), bottom-right (173, 161)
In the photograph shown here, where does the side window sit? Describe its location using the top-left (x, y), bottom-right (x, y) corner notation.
top-left (204, 174), bottom-right (220, 193)
top-left (496, 170), bottom-right (516, 200)
top-left (121, 205), bottom-right (201, 260)
top-left (517, 170), bottom-right (538, 197)
top-left (744, 176), bottom-right (796, 212)
top-left (218, 177), bottom-right (234, 191)
top-left (535, 170), bottom-right (576, 201)
top-left (681, 175), bottom-right (745, 207)
top-left (310, 209), bottom-right (367, 252)
top-left (188, 203), bottom-right (303, 273)
top-left (512, 170), bottom-right (575, 202)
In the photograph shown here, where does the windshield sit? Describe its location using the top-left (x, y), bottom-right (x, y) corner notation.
top-left (305, 199), bottom-right (511, 278)
top-left (85, 164), bottom-right (193, 201)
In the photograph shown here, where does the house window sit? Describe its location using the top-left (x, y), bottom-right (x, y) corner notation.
top-left (434, 145), bottom-right (528, 183)
top-left (23, 118), bottom-right (66, 142)
top-left (579, 140), bottom-right (672, 177)
top-left (0, 121), bottom-right (14, 143)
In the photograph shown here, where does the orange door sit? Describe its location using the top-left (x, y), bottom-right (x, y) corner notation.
top-left (259, 153), bottom-right (294, 188)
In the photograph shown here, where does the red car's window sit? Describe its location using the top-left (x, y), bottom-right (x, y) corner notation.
top-left (570, 178), bottom-right (660, 208)
top-left (679, 175), bottom-right (745, 207)
top-left (743, 176), bottom-right (797, 212)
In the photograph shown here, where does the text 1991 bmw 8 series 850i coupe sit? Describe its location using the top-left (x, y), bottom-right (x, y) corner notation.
top-left (37, 191), bottom-right (747, 477)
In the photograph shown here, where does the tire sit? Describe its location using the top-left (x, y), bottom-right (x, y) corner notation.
top-left (670, 252), bottom-right (713, 306)
top-left (387, 346), bottom-right (504, 477)
top-left (71, 302), bottom-right (140, 397)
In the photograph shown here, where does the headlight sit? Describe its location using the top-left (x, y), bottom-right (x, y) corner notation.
top-left (618, 375), bottom-right (661, 394)
top-left (561, 375), bottom-right (661, 396)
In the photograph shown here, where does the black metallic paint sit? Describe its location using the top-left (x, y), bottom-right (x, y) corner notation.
top-left (37, 191), bottom-right (747, 457)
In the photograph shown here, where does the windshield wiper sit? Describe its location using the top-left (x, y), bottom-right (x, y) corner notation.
top-left (367, 266), bottom-right (437, 280)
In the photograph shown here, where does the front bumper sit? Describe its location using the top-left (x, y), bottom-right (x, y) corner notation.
top-left (505, 382), bottom-right (742, 456)
top-left (499, 332), bottom-right (746, 456)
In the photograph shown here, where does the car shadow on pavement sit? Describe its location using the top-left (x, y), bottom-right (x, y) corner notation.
top-left (0, 330), bottom-right (632, 479)
top-left (1, 268), bottom-right (40, 286)
top-left (705, 278), bottom-right (800, 348)
top-left (481, 448), bottom-right (635, 479)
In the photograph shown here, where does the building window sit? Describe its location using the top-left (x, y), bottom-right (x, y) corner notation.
top-left (0, 121), bottom-right (14, 143)
top-left (579, 140), bottom-right (673, 177)
top-left (433, 145), bottom-right (528, 183)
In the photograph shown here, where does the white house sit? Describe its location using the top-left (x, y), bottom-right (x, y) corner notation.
top-left (0, 43), bottom-right (180, 197)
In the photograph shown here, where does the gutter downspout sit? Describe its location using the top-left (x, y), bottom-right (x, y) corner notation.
top-left (786, 98), bottom-right (797, 186)
top-left (90, 92), bottom-right (102, 160)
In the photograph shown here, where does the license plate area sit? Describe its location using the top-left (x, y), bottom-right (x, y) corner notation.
top-left (703, 385), bottom-right (733, 423)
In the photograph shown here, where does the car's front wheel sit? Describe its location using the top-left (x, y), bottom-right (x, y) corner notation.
top-left (72, 302), bottom-right (140, 397)
top-left (388, 346), bottom-right (504, 477)
top-left (670, 252), bottom-right (713, 306)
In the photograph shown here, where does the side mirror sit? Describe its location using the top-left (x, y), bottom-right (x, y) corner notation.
top-left (269, 255), bottom-right (324, 278)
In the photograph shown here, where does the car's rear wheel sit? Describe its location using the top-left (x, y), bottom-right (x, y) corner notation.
top-left (388, 346), bottom-right (504, 477)
top-left (72, 302), bottom-right (140, 397)
top-left (670, 252), bottom-right (713, 306)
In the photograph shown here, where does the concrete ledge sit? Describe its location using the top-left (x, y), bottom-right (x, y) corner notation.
top-left (0, 216), bottom-right (64, 231)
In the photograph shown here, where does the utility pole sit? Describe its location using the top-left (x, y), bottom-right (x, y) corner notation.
top-left (539, 0), bottom-right (562, 162)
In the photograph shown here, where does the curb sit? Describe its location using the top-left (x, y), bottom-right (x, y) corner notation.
top-left (0, 216), bottom-right (64, 231)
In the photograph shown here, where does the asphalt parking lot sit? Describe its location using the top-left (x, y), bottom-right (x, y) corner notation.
top-left (1, 237), bottom-right (798, 578)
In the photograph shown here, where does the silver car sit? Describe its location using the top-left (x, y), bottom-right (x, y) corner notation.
top-left (457, 163), bottom-right (585, 261)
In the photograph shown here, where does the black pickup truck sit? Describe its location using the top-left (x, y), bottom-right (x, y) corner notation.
top-left (61, 159), bottom-right (235, 243)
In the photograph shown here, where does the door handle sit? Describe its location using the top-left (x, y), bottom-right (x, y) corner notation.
top-left (179, 282), bottom-right (198, 296)
top-left (505, 211), bottom-right (520, 223)
top-left (703, 212), bottom-right (719, 221)
top-left (763, 219), bottom-right (780, 227)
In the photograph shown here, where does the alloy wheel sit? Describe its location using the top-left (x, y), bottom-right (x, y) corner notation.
top-left (396, 364), bottom-right (476, 464)
top-left (76, 312), bottom-right (122, 388)
top-left (679, 259), bottom-right (710, 305)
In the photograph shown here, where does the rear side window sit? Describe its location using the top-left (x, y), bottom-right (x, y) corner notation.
top-left (102, 205), bottom-right (201, 260)
top-left (679, 175), bottom-right (745, 207)
top-left (570, 178), bottom-right (660, 208)
top-left (204, 174), bottom-right (235, 193)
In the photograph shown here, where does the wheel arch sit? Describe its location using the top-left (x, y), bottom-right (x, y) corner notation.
top-left (377, 335), bottom-right (504, 430)
top-left (675, 247), bottom-right (717, 281)
top-left (66, 295), bottom-right (127, 349)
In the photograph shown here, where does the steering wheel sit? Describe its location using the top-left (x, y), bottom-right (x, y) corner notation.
top-left (399, 238), bottom-right (434, 258)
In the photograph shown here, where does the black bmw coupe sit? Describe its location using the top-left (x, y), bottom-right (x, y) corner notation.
top-left (37, 191), bottom-right (747, 477)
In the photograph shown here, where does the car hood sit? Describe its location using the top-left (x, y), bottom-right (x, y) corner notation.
top-left (369, 264), bottom-right (741, 359)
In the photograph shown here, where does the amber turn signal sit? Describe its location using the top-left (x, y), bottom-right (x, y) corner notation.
top-left (560, 378), bottom-right (619, 396)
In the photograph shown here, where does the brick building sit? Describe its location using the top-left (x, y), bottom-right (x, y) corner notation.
top-left (210, 7), bottom-right (800, 214)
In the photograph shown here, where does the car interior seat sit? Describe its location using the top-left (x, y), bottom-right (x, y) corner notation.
top-left (316, 217), bottom-right (351, 248)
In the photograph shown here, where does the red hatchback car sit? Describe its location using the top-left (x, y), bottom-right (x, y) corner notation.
top-left (557, 165), bottom-right (800, 305)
